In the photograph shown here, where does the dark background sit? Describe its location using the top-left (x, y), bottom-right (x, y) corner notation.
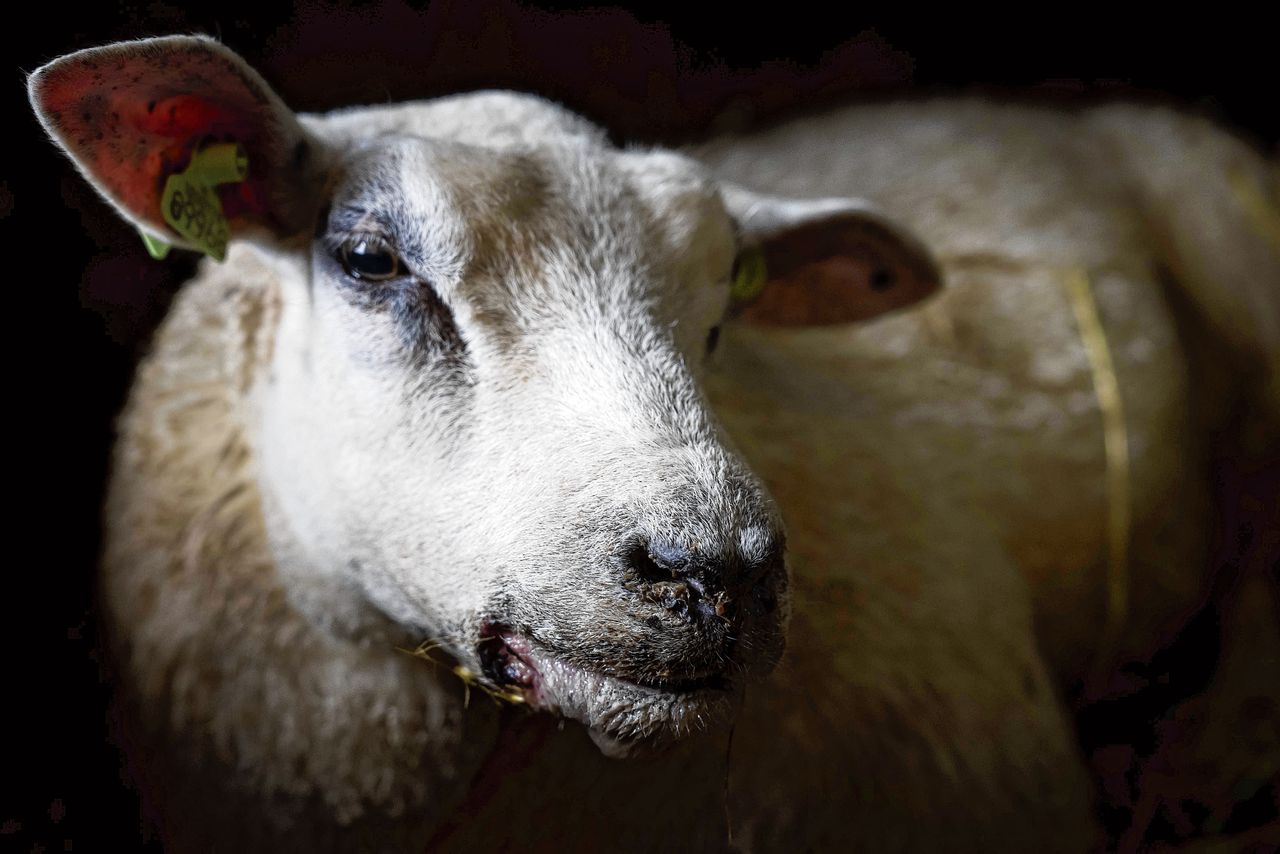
top-left (4, 2), bottom-right (1277, 849)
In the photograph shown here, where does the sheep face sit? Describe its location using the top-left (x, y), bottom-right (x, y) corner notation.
top-left (256, 124), bottom-right (790, 753)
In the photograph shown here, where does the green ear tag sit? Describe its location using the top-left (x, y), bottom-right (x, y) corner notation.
top-left (158, 143), bottom-right (250, 262)
top-left (731, 246), bottom-right (768, 303)
top-left (139, 231), bottom-right (171, 259)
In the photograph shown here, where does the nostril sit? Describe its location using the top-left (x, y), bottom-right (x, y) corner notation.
top-left (624, 541), bottom-right (672, 585)
top-left (751, 583), bottom-right (779, 615)
top-left (624, 537), bottom-right (692, 584)
top-left (747, 554), bottom-right (783, 586)
top-left (743, 554), bottom-right (786, 616)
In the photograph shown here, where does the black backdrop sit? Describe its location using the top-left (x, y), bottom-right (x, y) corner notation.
top-left (5, 3), bottom-right (1277, 849)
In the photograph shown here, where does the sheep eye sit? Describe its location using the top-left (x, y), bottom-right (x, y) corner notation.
top-left (706, 325), bottom-right (721, 355)
top-left (339, 237), bottom-right (400, 281)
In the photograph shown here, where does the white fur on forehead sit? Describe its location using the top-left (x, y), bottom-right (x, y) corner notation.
top-left (305, 98), bottom-right (734, 368)
top-left (305, 91), bottom-right (608, 150)
top-left (328, 130), bottom-right (732, 292)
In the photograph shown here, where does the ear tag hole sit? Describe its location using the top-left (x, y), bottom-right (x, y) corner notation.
top-left (731, 246), bottom-right (768, 303)
top-left (142, 142), bottom-right (250, 262)
top-left (869, 267), bottom-right (896, 291)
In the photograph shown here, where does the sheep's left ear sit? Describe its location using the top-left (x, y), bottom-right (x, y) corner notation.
top-left (721, 185), bottom-right (942, 326)
top-left (28, 35), bottom-right (326, 259)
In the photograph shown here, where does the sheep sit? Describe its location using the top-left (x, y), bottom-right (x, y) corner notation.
top-left (28, 33), bottom-right (1279, 852)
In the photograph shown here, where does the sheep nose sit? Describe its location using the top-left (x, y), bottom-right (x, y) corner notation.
top-left (623, 533), bottom-right (784, 623)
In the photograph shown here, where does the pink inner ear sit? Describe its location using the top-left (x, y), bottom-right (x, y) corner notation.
top-left (33, 48), bottom-right (271, 233)
top-left (739, 217), bottom-right (941, 327)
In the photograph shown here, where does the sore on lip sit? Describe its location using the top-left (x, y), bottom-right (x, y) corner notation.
top-left (479, 630), bottom-right (542, 702)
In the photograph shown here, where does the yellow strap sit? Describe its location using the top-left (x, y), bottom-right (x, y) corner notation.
top-left (1061, 268), bottom-right (1131, 654)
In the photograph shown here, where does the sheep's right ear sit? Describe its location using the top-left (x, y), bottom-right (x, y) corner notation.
top-left (721, 184), bottom-right (942, 326)
top-left (28, 35), bottom-right (327, 259)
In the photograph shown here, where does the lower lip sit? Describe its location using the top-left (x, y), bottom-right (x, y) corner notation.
top-left (482, 630), bottom-right (731, 706)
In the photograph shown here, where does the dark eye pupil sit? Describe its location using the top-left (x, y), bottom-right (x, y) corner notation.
top-left (342, 239), bottom-right (399, 281)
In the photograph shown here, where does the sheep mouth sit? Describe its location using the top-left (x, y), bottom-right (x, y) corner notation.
top-left (477, 625), bottom-right (736, 756)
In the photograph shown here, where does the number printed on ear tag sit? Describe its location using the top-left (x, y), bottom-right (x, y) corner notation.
top-left (159, 143), bottom-right (249, 261)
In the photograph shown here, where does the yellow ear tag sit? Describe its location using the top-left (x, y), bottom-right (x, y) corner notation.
top-left (731, 246), bottom-right (768, 303)
top-left (157, 142), bottom-right (249, 262)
